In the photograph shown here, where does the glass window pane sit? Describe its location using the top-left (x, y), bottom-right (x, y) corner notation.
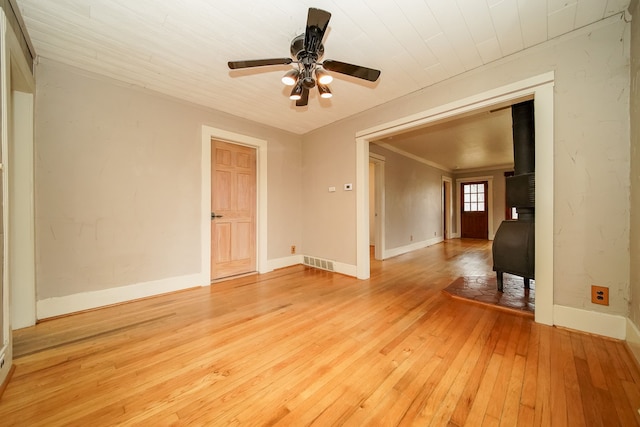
top-left (471, 194), bottom-right (477, 202)
top-left (471, 203), bottom-right (478, 211)
top-left (464, 194), bottom-right (470, 202)
top-left (478, 194), bottom-right (484, 202)
top-left (464, 202), bottom-right (471, 211)
top-left (464, 185), bottom-right (470, 194)
top-left (471, 184), bottom-right (477, 193)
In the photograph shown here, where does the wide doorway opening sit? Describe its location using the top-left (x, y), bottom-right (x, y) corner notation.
top-left (355, 73), bottom-right (554, 325)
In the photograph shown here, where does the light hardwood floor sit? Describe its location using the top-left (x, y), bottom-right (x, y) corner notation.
top-left (2, 239), bottom-right (639, 426)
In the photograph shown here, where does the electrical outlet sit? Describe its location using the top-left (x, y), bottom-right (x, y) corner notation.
top-left (591, 285), bottom-right (609, 306)
top-left (291, 245), bottom-right (296, 254)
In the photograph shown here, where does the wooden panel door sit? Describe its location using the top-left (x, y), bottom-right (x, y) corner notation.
top-left (460, 181), bottom-right (488, 239)
top-left (211, 140), bottom-right (256, 280)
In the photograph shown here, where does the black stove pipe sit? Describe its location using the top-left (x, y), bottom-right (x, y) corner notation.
top-left (492, 100), bottom-right (535, 291)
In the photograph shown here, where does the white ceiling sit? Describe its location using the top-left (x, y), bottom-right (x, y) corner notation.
top-left (373, 102), bottom-right (517, 171)
top-left (16, 0), bottom-right (630, 138)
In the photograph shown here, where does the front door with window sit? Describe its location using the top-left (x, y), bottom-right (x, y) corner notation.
top-left (461, 181), bottom-right (488, 239)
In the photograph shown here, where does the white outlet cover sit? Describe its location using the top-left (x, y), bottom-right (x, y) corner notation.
top-left (344, 183), bottom-right (353, 191)
top-left (329, 186), bottom-right (336, 192)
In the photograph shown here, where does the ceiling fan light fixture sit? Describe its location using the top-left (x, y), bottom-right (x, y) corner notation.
top-left (289, 82), bottom-right (303, 100)
top-left (227, 8), bottom-right (381, 107)
top-left (318, 83), bottom-right (332, 99)
top-left (281, 69), bottom-right (299, 86)
top-left (316, 67), bottom-right (333, 84)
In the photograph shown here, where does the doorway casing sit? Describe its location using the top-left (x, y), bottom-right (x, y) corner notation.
top-left (442, 176), bottom-right (453, 240)
top-left (369, 152), bottom-right (385, 260)
top-left (355, 72), bottom-right (554, 326)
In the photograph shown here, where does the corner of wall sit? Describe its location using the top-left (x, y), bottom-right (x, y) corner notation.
top-left (626, 317), bottom-right (640, 367)
top-left (553, 305), bottom-right (626, 339)
top-left (267, 255), bottom-right (303, 271)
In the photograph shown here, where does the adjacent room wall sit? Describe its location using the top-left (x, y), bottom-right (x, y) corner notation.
top-left (35, 58), bottom-right (302, 305)
top-left (303, 15), bottom-right (630, 316)
top-left (369, 144), bottom-right (448, 255)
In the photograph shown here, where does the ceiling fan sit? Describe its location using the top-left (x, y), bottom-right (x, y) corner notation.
top-left (227, 7), bottom-right (381, 107)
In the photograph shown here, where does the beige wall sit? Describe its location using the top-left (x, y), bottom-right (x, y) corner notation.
top-left (629, 0), bottom-right (640, 327)
top-left (35, 59), bottom-right (302, 300)
top-left (369, 144), bottom-right (448, 250)
top-left (303, 16), bottom-right (630, 315)
top-left (301, 124), bottom-right (358, 262)
top-left (31, 13), bottom-right (633, 320)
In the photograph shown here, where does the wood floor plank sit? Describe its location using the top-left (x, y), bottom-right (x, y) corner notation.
top-left (533, 324), bottom-right (552, 426)
top-left (549, 328), bottom-right (569, 427)
top-left (594, 336), bottom-right (639, 426)
top-left (575, 356), bottom-right (606, 426)
top-left (485, 316), bottom-right (522, 420)
top-left (463, 351), bottom-right (504, 425)
top-left (519, 320), bottom-right (539, 411)
top-left (558, 328), bottom-right (586, 426)
top-left (1, 240), bottom-right (639, 425)
top-left (582, 333), bottom-right (609, 391)
top-left (395, 307), bottom-right (488, 425)
top-left (414, 310), bottom-right (497, 425)
top-left (499, 354), bottom-right (526, 427)
top-left (448, 312), bottom-right (505, 426)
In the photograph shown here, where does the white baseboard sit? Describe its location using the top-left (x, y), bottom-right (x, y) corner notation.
top-left (333, 261), bottom-right (357, 277)
top-left (626, 318), bottom-right (640, 366)
top-left (267, 255), bottom-right (303, 271)
top-left (384, 236), bottom-right (444, 259)
top-left (36, 273), bottom-right (205, 320)
top-left (553, 305), bottom-right (626, 339)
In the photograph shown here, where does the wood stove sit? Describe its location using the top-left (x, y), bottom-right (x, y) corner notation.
top-left (492, 100), bottom-right (535, 292)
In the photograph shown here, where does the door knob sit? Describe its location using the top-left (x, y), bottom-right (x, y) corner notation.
top-left (211, 212), bottom-right (223, 219)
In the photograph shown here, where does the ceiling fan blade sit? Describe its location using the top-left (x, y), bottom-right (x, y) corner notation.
top-left (323, 60), bottom-right (381, 82)
top-left (304, 8), bottom-right (331, 53)
top-left (228, 58), bottom-right (292, 69)
top-left (296, 87), bottom-right (309, 107)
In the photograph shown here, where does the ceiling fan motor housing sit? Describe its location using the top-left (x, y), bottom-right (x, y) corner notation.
top-left (290, 34), bottom-right (323, 61)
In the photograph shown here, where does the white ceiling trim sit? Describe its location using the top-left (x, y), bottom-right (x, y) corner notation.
top-left (375, 142), bottom-right (451, 173)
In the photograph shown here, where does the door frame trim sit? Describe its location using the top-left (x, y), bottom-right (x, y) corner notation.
top-left (201, 126), bottom-right (268, 283)
top-left (456, 177), bottom-right (494, 240)
top-left (369, 153), bottom-right (385, 260)
top-left (441, 176), bottom-right (453, 239)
